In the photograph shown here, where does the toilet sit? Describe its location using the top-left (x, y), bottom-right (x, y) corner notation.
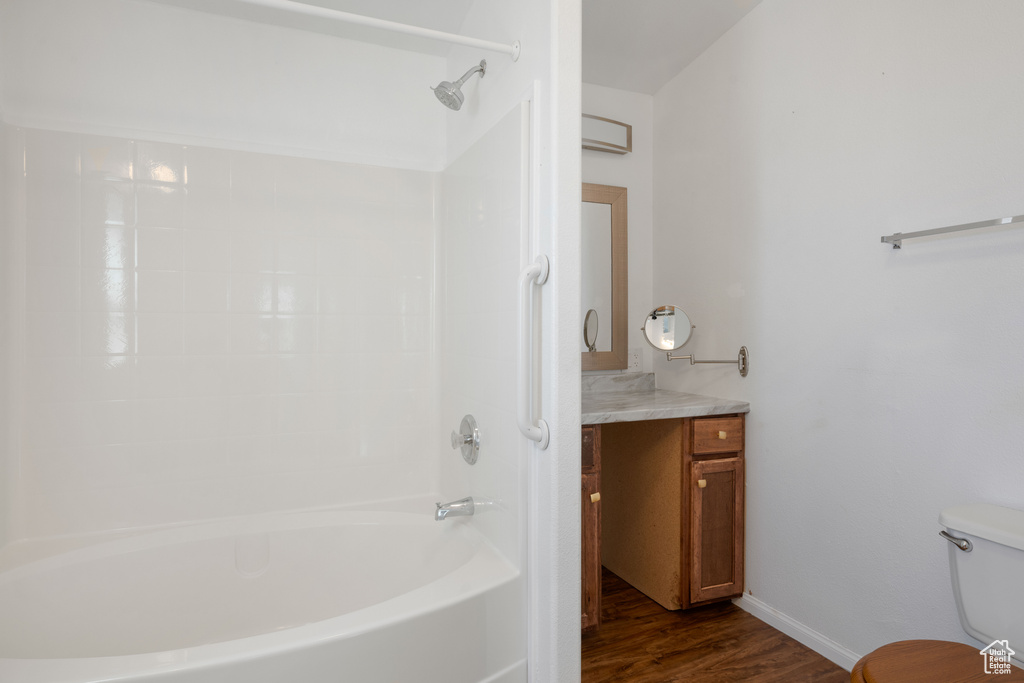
top-left (852, 503), bottom-right (1024, 682)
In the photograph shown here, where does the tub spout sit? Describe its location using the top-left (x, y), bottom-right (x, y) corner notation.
top-left (435, 497), bottom-right (474, 521)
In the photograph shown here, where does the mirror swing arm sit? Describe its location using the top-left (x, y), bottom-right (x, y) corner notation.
top-left (663, 346), bottom-right (749, 377)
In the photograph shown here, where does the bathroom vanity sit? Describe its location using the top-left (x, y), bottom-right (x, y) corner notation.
top-left (579, 180), bottom-right (751, 630)
top-left (581, 374), bottom-right (749, 631)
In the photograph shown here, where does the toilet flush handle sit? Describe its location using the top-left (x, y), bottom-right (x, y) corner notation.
top-left (939, 530), bottom-right (972, 552)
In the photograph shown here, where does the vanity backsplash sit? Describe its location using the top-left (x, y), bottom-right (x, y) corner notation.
top-left (582, 372), bottom-right (655, 395)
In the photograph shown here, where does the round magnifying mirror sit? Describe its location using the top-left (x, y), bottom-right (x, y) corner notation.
top-left (641, 305), bottom-right (693, 351)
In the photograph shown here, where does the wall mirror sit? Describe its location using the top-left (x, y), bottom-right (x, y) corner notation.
top-left (582, 183), bottom-right (627, 370)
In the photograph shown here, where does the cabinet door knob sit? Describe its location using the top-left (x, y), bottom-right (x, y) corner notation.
top-left (590, 492), bottom-right (601, 503)
top-left (718, 431), bottom-right (727, 439)
top-left (697, 479), bottom-right (707, 488)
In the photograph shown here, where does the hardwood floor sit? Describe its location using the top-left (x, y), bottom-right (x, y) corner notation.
top-left (582, 568), bottom-right (850, 682)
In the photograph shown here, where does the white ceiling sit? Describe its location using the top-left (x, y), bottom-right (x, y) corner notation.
top-left (583, 0), bottom-right (763, 95)
top-left (145, 0), bottom-right (761, 94)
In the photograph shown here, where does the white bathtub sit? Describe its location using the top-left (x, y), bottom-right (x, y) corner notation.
top-left (0, 510), bottom-right (525, 683)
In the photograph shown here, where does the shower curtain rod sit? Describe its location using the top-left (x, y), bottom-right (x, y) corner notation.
top-left (234, 0), bottom-right (521, 61)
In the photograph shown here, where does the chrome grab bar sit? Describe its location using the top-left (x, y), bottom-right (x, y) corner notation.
top-left (940, 530), bottom-right (973, 552)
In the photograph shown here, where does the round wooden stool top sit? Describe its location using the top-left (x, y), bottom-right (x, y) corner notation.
top-left (851, 640), bottom-right (1024, 683)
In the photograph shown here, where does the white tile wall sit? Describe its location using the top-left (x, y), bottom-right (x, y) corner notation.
top-left (12, 127), bottom-right (438, 538)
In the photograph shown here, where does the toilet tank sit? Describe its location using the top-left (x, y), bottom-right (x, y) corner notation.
top-left (940, 503), bottom-right (1024, 663)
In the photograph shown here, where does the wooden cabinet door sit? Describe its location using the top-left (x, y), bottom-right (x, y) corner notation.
top-left (689, 456), bottom-right (744, 604)
top-left (581, 425), bottom-right (602, 631)
top-left (581, 470), bottom-right (601, 632)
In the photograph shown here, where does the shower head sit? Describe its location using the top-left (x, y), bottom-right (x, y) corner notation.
top-left (432, 60), bottom-right (486, 111)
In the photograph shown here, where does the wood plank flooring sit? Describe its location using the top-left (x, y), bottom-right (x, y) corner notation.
top-left (583, 568), bottom-right (850, 682)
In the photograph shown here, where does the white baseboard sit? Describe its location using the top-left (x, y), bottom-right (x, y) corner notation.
top-left (733, 594), bottom-right (861, 672)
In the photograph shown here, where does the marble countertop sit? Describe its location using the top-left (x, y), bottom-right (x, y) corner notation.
top-left (582, 373), bottom-right (749, 425)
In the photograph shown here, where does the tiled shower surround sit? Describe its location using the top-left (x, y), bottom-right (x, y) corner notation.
top-left (9, 125), bottom-right (437, 537)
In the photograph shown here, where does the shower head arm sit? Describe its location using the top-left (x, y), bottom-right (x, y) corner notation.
top-left (453, 60), bottom-right (487, 87)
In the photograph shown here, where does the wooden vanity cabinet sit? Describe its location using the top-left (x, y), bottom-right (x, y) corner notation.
top-left (581, 424), bottom-right (602, 632)
top-left (589, 414), bottom-right (745, 617)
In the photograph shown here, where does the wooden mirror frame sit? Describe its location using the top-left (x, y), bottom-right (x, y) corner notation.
top-left (582, 183), bottom-right (628, 371)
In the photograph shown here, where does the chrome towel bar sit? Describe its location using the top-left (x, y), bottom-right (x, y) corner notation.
top-left (881, 214), bottom-right (1024, 249)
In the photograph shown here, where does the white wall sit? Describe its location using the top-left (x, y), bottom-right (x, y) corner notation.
top-left (0, 0), bottom-right (447, 170)
top-left (653, 0), bottom-right (1024, 665)
top-left (582, 83), bottom-right (654, 373)
top-left (445, 1), bottom-right (547, 165)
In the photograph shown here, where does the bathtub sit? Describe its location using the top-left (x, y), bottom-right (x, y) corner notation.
top-left (0, 510), bottom-right (525, 683)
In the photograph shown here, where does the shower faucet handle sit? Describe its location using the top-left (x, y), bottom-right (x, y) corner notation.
top-left (450, 414), bottom-right (480, 465)
top-left (451, 431), bottom-right (473, 449)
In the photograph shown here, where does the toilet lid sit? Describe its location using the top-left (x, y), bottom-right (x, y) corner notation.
top-left (859, 640), bottom-right (1024, 683)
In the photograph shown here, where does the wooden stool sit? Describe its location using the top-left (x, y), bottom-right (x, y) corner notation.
top-left (851, 640), bottom-right (1024, 682)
